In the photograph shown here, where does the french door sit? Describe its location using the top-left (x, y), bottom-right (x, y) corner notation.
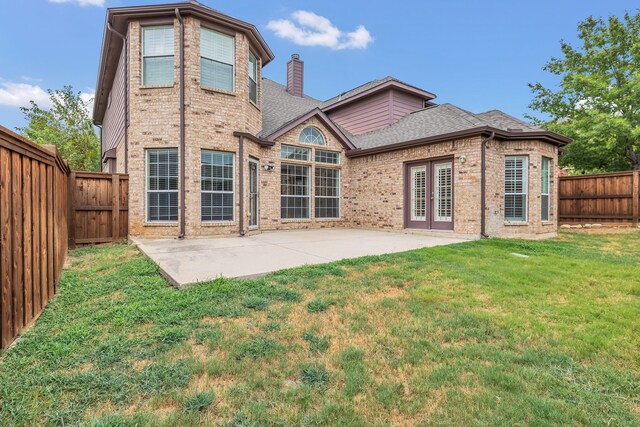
top-left (249, 159), bottom-right (259, 229)
top-left (404, 158), bottom-right (453, 230)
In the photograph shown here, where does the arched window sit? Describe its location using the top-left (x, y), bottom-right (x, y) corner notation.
top-left (299, 127), bottom-right (326, 145)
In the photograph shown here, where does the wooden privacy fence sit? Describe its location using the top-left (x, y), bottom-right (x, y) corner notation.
top-left (558, 171), bottom-right (640, 226)
top-left (69, 172), bottom-right (129, 247)
top-left (0, 126), bottom-right (70, 348)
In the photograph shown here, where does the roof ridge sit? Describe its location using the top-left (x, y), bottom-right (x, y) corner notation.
top-left (439, 103), bottom-right (488, 127)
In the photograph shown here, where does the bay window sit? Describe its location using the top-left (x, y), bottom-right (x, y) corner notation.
top-left (201, 28), bottom-right (234, 91)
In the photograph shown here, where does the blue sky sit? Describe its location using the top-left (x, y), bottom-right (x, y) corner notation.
top-left (0, 0), bottom-right (635, 131)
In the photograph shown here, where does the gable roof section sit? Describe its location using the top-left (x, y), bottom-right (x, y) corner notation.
top-left (93, 1), bottom-right (274, 124)
top-left (321, 77), bottom-right (437, 112)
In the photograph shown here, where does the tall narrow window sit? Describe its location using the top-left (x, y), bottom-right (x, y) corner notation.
top-left (315, 168), bottom-right (340, 218)
top-left (411, 166), bottom-right (427, 221)
top-left (201, 28), bottom-right (234, 91)
top-left (201, 151), bottom-right (234, 221)
top-left (541, 157), bottom-right (551, 221)
top-left (504, 156), bottom-right (528, 222)
top-left (434, 162), bottom-right (453, 222)
top-left (142, 26), bottom-right (174, 85)
top-left (146, 149), bottom-right (178, 222)
top-left (281, 164), bottom-right (310, 219)
top-left (249, 51), bottom-right (258, 103)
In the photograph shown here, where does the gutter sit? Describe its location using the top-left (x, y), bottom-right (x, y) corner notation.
top-left (480, 131), bottom-right (495, 238)
top-left (175, 9), bottom-right (186, 239)
top-left (106, 22), bottom-right (129, 173)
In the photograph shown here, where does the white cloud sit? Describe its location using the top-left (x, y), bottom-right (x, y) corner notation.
top-left (79, 89), bottom-right (95, 116)
top-left (267, 11), bottom-right (373, 50)
top-left (0, 82), bottom-right (51, 108)
top-left (49, 0), bottom-right (105, 7)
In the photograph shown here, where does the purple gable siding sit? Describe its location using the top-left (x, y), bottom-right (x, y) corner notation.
top-left (327, 89), bottom-right (424, 135)
top-left (102, 48), bottom-right (126, 157)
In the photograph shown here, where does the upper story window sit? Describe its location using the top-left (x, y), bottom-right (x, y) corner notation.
top-left (249, 52), bottom-right (258, 104)
top-left (201, 28), bottom-right (234, 92)
top-left (315, 149), bottom-right (340, 164)
top-left (142, 26), bottom-right (174, 86)
top-left (299, 127), bottom-right (325, 145)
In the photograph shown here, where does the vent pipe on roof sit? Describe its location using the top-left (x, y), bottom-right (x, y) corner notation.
top-left (286, 54), bottom-right (304, 97)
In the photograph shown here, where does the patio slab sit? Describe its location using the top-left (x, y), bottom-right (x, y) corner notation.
top-left (132, 229), bottom-right (466, 287)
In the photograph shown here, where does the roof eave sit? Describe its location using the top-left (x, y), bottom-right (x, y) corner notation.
top-left (345, 127), bottom-right (571, 158)
top-left (265, 108), bottom-right (356, 150)
top-left (322, 80), bottom-right (437, 113)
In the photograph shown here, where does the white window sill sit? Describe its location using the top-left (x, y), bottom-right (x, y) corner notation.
top-left (315, 217), bottom-right (342, 222)
top-left (542, 221), bottom-right (555, 226)
top-left (201, 85), bottom-right (236, 96)
top-left (504, 221), bottom-right (529, 226)
top-left (144, 222), bottom-right (178, 227)
top-left (281, 219), bottom-right (311, 223)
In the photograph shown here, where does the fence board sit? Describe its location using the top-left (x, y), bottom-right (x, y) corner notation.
top-left (0, 126), bottom-right (70, 349)
top-left (70, 172), bottom-right (128, 245)
top-left (559, 171), bottom-right (640, 225)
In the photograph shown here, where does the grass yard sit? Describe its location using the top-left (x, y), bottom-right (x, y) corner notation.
top-left (0, 232), bottom-right (639, 426)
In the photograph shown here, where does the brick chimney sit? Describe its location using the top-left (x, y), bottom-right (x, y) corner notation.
top-left (286, 54), bottom-right (304, 97)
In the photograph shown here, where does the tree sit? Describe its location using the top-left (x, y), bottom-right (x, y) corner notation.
top-left (528, 12), bottom-right (640, 172)
top-left (19, 86), bottom-right (100, 171)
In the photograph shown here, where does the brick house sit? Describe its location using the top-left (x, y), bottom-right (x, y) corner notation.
top-left (93, 2), bottom-right (569, 240)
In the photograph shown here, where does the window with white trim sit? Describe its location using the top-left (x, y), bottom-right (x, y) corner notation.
top-left (504, 156), bottom-right (528, 222)
top-left (142, 26), bottom-right (174, 86)
top-left (315, 168), bottom-right (340, 218)
top-left (249, 51), bottom-right (258, 103)
top-left (200, 28), bottom-right (234, 91)
top-left (315, 149), bottom-right (340, 164)
top-left (281, 145), bottom-right (310, 161)
top-left (541, 157), bottom-right (551, 221)
top-left (146, 148), bottom-right (178, 222)
top-left (299, 127), bottom-right (325, 145)
top-left (434, 162), bottom-right (453, 222)
top-left (281, 164), bottom-right (310, 219)
top-left (201, 151), bottom-right (234, 221)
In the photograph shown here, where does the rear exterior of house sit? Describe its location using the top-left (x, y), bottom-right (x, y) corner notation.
top-left (93, 2), bottom-right (568, 241)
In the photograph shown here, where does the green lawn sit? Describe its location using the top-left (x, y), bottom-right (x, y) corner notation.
top-left (1, 232), bottom-right (639, 426)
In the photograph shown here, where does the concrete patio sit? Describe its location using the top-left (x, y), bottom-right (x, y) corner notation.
top-left (133, 229), bottom-right (467, 287)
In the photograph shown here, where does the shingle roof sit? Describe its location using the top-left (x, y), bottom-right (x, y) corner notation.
top-left (348, 104), bottom-right (542, 150)
top-left (259, 78), bottom-right (546, 149)
top-left (259, 79), bottom-right (322, 138)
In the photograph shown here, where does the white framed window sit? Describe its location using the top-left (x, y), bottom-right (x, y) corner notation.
top-left (505, 156), bottom-right (528, 222)
top-left (249, 51), bottom-right (258, 103)
top-left (281, 164), bottom-right (310, 219)
top-left (299, 127), bottom-right (325, 145)
top-left (315, 150), bottom-right (340, 165)
top-left (142, 26), bottom-right (174, 86)
top-left (281, 145), bottom-right (310, 161)
top-left (434, 162), bottom-right (453, 222)
top-left (315, 168), bottom-right (340, 218)
top-left (200, 28), bottom-right (234, 91)
top-left (146, 148), bottom-right (178, 222)
top-left (541, 157), bottom-right (551, 221)
top-left (201, 151), bottom-right (234, 221)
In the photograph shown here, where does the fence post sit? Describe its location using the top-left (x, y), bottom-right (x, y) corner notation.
top-left (67, 172), bottom-right (76, 249)
top-left (112, 174), bottom-right (120, 242)
top-left (633, 170), bottom-right (639, 227)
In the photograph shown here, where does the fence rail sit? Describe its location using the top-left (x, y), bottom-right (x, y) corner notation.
top-left (558, 171), bottom-right (640, 226)
top-left (0, 126), bottom-right (70, 348)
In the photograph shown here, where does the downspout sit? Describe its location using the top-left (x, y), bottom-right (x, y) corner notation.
top-left (106, 22), bottom-right (129, 173)
top-left (238, 135), bottom-right (245, 236)
top-left (175, 8), bottom-right (186, 239)
top-left (480, 131), bottom-right (495, 238)
top-left (96, 124), bottom-right (103, 170)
